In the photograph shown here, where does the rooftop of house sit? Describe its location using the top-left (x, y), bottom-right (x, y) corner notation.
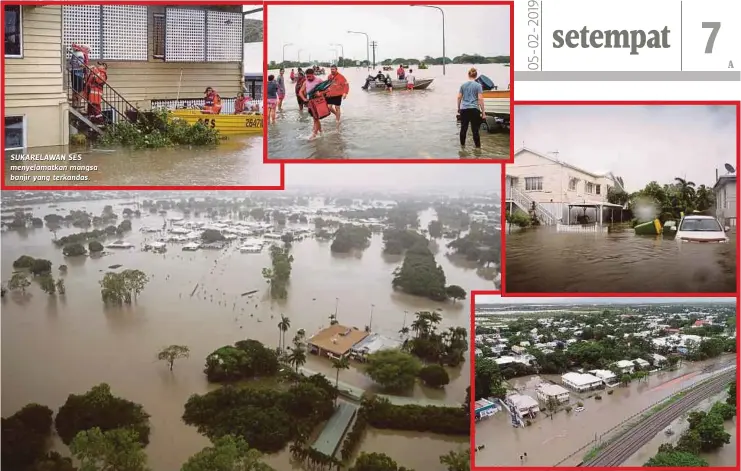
top-left (538, 383), bottom-right (570, 396)
top-left (562, 372), bottom-right (603, 385)
top-left (512, 147), bottom-right (625, 191)
top-left (713, 174), bottom-right (736, 191)
top-left (308, 324), bottom-right (369, 356)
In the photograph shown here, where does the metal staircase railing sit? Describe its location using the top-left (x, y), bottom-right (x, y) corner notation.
top-left (508, 185), bottom-right (558, 225)
top-left (64, 48), bottom-right (137, 128)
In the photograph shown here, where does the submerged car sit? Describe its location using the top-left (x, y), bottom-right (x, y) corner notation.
top-left (674, 215), bottom-right (729, 243)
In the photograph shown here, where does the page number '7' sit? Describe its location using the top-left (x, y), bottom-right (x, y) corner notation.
top-left (702, 22), bottom-right (721, 53)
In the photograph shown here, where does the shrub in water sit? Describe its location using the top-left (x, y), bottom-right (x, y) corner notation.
top-left (99, 109), bottom-right (219, 149)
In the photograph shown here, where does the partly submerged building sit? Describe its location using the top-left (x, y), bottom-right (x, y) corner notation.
top-left (561, 372), bottom-right (603, 392)
top-left (307, 324), bottom-right (369, 360)
top-left (714, 173), bottom-right (737, 230)
top-left (4, 4), bottom-right (247, 150)
top-left (349, 333), bottom-right (402, 362)
top-left (505, 393), bottom-right (539, 419)
top-left (505, 147), bottom-right (625, 226)
top-left (536, 383), bottom-right (570, 404)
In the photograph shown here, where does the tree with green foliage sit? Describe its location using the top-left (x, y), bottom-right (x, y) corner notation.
top-left (205, 339), bottom-right (279, 382)
top-left (88, 241), bottom-right (104, 253)
top-left (418, 364), bottom-right (450, 388)
top-left (728, 382), bottom-right (736, 406)
top-left (100, 269), bottom-right (149, 305)
top-left (70, 427), bottom-right (150, 471)
top-left (644, 450), bottom-right (709, 467)
top-left (181, 435), bottom-right (275, 471)
top-left (439, 449), bottom-right (469, 471)
top-left (445, 285), bottom-right (466, 302)
top-left (392, 241), bottom-right (448, 301)
top-left (158, 345), bottom-right (190, 371)
top-left (287, 345), bottom-right (307, 373)
top-left (427, 220), bottom-right (443, 239)
top-left (30, 258), bottom-right (53, 276)
top-left (278, 314), bottom-right (291, 352)
top-left (63, 243), bottom-right (88, 257)
top-left (39, 274), bottom-right (56, 295)
top-left (55, 383), bottom-right (151, 446)
top-left (13, 255), bottom-right (36, 269)
top-left (364, 350), bottom-right (421, 391)
top-left (56, 279), bottom-right (66, 295)
top-left (474, 357), bottom-right (507, 400)
top-left (330, 224), bottom-right (372, 253)
top-left (350, 452), bottom-right (413, 471)
top-left (1, 403), bottom-right (54, 470)
top-left (183, 375), bottom-right (335, 453)
top-left (261, 245), bottom-right (294, 299)
top-left (361, 396), bottom-right (467, 435)
top-left (406, 312), bottom-right (468, 367)
top-left (9, 272), bottom-right (31, 293)
top-left (201, 229), bottom-right (225, 243)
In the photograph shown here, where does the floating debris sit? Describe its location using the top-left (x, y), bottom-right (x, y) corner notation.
top-left (108, 264), bottom-right (122, 269)
top-left (241, 290), bottom-right (259, 297)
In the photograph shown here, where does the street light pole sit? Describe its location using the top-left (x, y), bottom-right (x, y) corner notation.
top-left (282, 43), bottom-right (293, 68)
top-left (297, 49), bottom-right (304, 67)
top-left (348, 30), bottom-right (370, 69)
top-left (330, 43), bottom-right (344, 67)
top-left (412, 5), bottom-right (446, 75)
top-left (368, 304), bottom-right (375, 332)
top-left (330, 48), bottom-right (338, 65)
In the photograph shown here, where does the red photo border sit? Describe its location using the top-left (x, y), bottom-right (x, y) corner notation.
top-left (501, 100), bottom-right (741, 297)
top-left (469, 290), bottom-right (741, 471)
top-left (1, 0), bottom-right (284, 190)
top-left (262, 0), bottom-right (515, 164)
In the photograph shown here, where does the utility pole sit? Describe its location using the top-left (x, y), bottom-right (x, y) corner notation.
top-left (370, 41), bottom-right (378, 69)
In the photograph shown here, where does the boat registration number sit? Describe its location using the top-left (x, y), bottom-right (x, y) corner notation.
top-left (245, 119), bottom-right (261, 128)
top-left (197, 118), bottom-right (216, 128)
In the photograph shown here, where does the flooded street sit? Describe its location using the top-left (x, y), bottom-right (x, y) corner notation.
top-left (267, 64), bottom-right (510, 159)
top-left (505, 227), bottom-right (737, 293)
top-left (4, 136), bottom-right (279, 187)
top-left (474, 356), bottom-right (735, 467)
top-left (1, 198), bottom-right (481, 470)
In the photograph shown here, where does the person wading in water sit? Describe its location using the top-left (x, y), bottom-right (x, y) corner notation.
top-left (277, 68), bottom-right (287, 111)
top-left (457, 67), bottom-right (485, 149)
top-left (326, 64), bottom-right (349, 125)
top-left (297, 68), bottom-right (323, 139)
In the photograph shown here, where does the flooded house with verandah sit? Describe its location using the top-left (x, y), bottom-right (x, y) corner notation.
top-left (505, 147), bottom-right (626, 231)
top-left (4, 4), bottom-right (252, 151)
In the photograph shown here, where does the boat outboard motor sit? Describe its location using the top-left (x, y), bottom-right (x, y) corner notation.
top-left (477, 75), bottom-right (496, 91)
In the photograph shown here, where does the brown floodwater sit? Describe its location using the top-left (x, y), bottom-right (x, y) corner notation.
top-left (266, 64), bottom-right (511, 160)
top-left (622, 391), bottom-right (737, 467)
top-left (3, 136), bottom-right (281, 187)
top-left (473, 356), bottom-right (736, 467)
top-left (505, 226), bottom-right (737, 293)
top-left (1, 198), bottom-right (483, 470)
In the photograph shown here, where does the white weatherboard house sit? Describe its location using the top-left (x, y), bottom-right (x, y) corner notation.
top-left (713, 174), bottom-right (736, 230)
top-left (536, 383), bottom-right (570, 404)
top-left (561, 372), bottom-right (603, 392)
top-left (505, 147), bottom-right (625, 226)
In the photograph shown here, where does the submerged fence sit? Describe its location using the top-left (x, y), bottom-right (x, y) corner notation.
top-left (151, 98), bottom-right (261, 114)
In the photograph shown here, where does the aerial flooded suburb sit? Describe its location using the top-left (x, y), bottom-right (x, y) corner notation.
top-left (1, 164), bottom-right (500, 471)
top-left (473, 296), bottom-right (737, 468)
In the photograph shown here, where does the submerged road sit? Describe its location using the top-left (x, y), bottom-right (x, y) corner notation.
top-left (582, 367), bottom-right (737, 467)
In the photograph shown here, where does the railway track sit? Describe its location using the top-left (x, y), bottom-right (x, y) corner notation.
top-left (582, 368), bottom-right (736, 467)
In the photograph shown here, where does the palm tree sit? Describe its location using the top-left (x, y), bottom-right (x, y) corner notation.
top-left (674, 177), bottom-right (697, 210)
top-left (278, 314), bottom-right (291, 352)
top-left (288, 346), bottom-right (307, 373)
top-left (398, 326), bottom-right (410, 339)
top-left (292, 328), bottom-right (306, 348)
top-left (331, 356), bottom-right (350, 406)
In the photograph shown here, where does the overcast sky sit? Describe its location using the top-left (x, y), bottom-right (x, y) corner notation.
top-left (267, 5), bottom-right (509, 63)
top-left (476, 296), bottom-right (735, 305)
top-left (515, 105), bottom-right (737, 192)
top-left (284, 164), bottom-right (501, 191)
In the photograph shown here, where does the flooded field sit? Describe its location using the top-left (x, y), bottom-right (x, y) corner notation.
top-left (505, 227), bottom-right (737, 293)
top-left (1, 198), bottom-right (483, 470)
top-left (623, 391), bottom-right (737, 467)
top-left (3, 136), bottom-right (278, 187)
top-left (474, 356), bottom-right (735, 467)
top-left (267, 64), bottom-right (510, 160)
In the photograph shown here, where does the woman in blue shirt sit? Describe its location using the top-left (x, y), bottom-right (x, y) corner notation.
top-left (457, 68), bottom-right (486, 149)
